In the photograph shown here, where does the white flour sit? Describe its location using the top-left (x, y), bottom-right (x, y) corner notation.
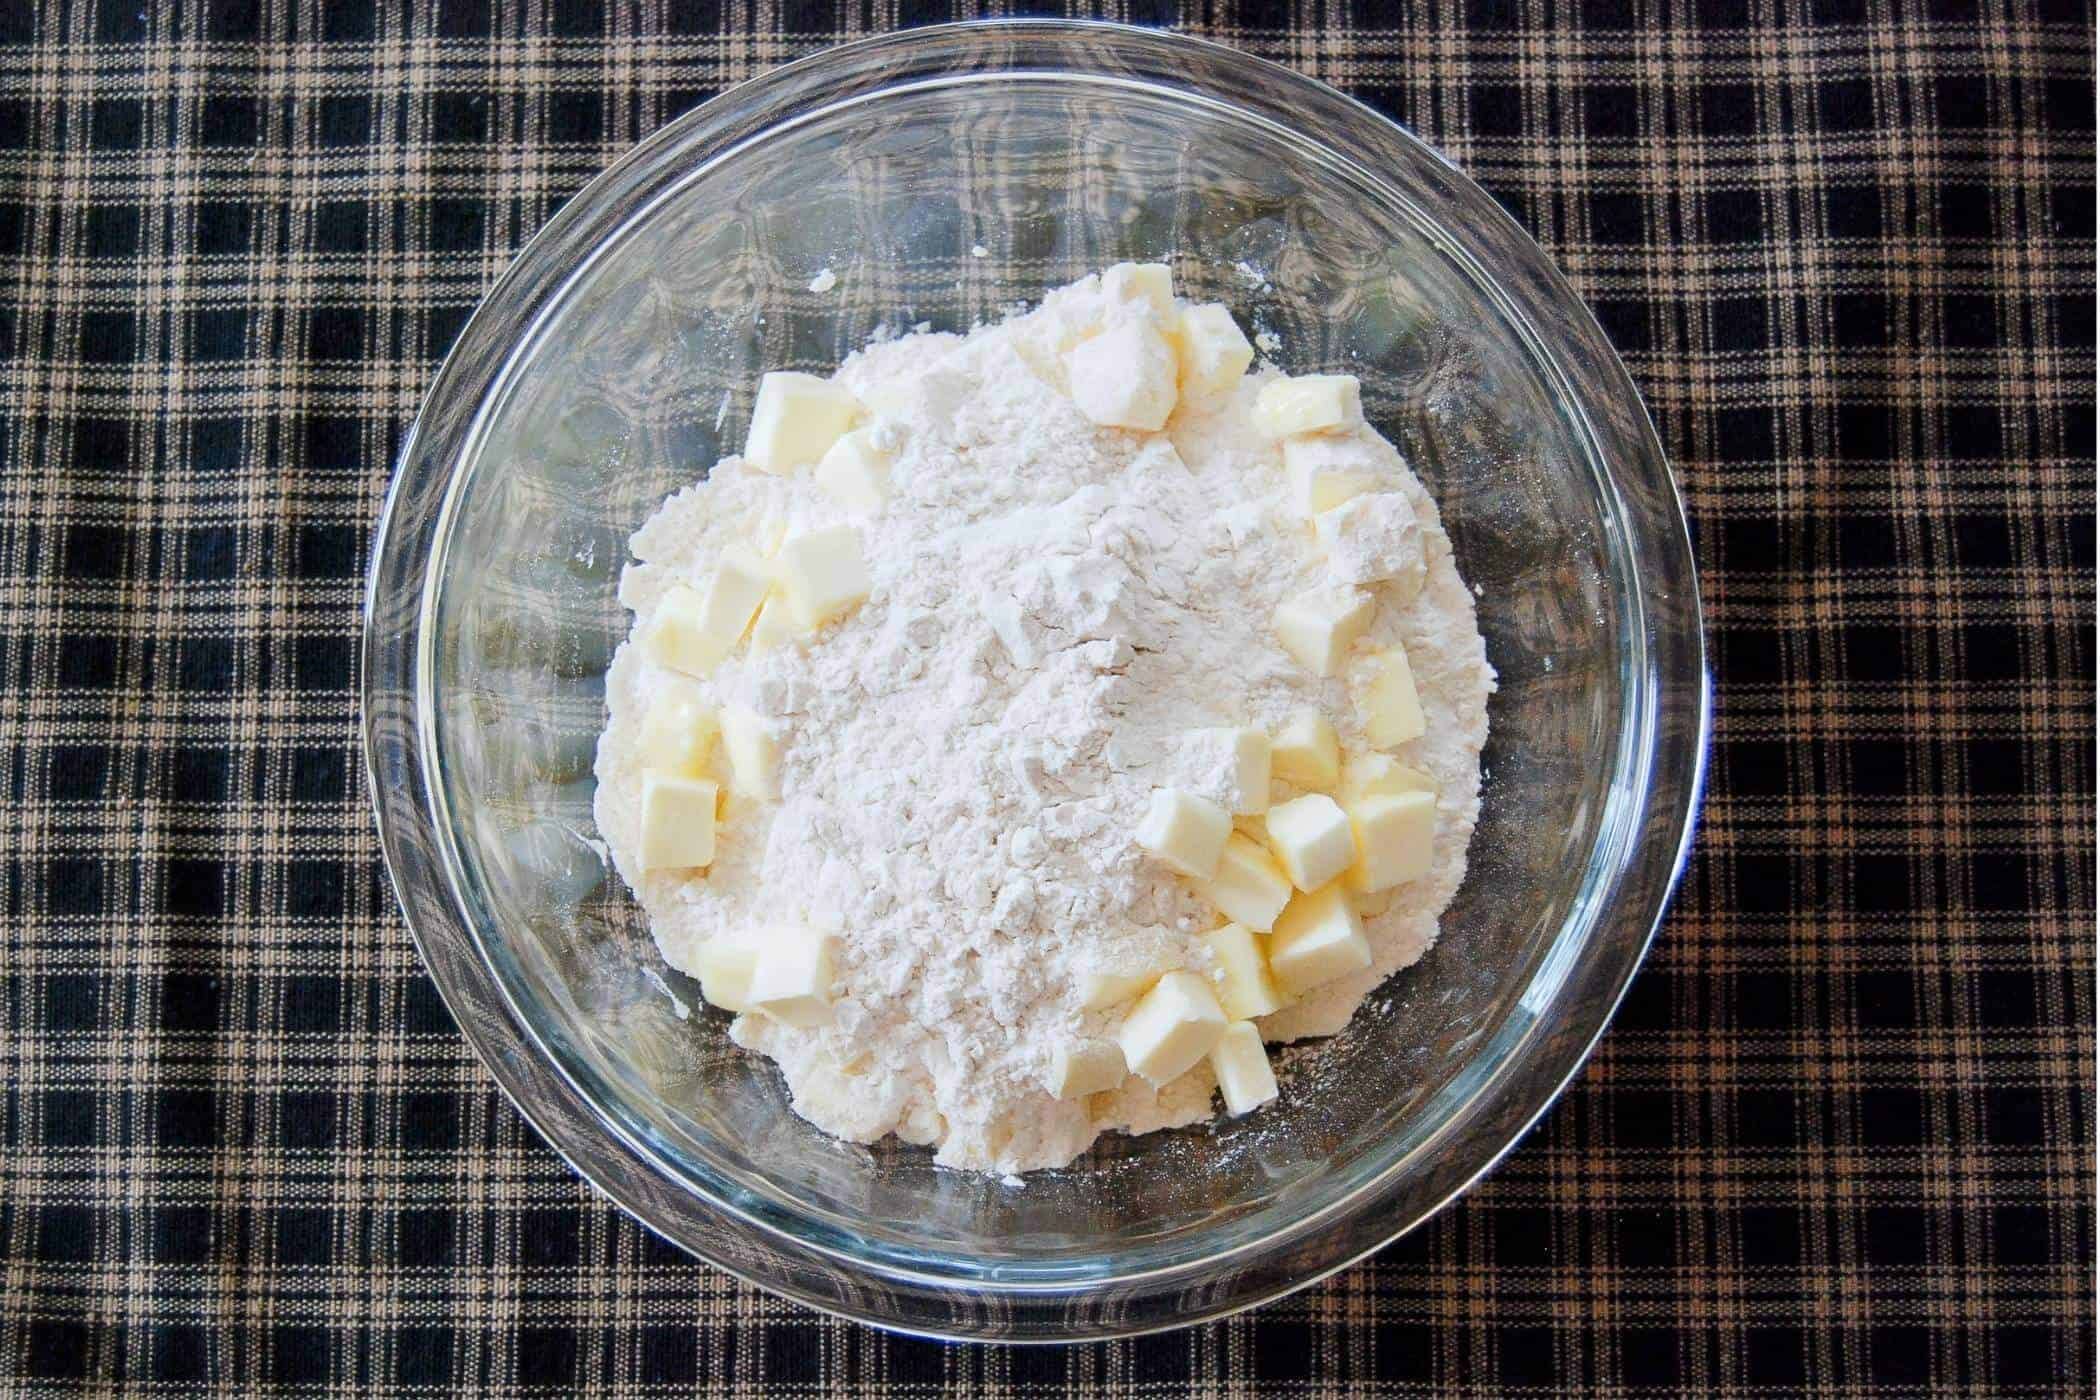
top-left (593, 272), bottom-right (1493, 1173)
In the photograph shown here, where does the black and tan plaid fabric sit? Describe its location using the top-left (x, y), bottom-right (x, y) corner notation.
top-left (1, 1), bottom-right (2091, 1393)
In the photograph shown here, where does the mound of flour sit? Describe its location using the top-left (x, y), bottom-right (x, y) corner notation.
top-left (593, 272), bottom-right (1493, 1174)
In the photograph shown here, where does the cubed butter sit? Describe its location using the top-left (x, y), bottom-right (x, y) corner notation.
top-left (1263, 792), bottom-right (1358, 892)
top-left (1252, 374), bottom-right (1363, 438)
top-left (1048, 1040), bottom-right (1127, 1099)
top-left (1174, 303), bottom-right (1254, 397)
top-left (1191, 726), bottom-right (1271, 815)
top-left (1268, 883), bottom-right (1372, 996)
top-left (693, 940), bottom-right (757, 1013)
top-left (1345, 790), bottom-right (1437, 892)
top-left (644, 548), bottom-right (771, 676)
top-left (746, 926), bottom-right (837, 1028)
top-left (639, 585), bottom-right (708, 678)
top-left (1355, 645), bottom-right (1426, 747)
top-left (747, 590), bottom-right (805, 651)
top-left (746, 371), bottom-right (860, 473)
top-left (638, 771), bottom-right (718, 871)
top-left (1191, 833), bottom-right (1293, 933)
top-left (1116, 971), bottom-right (1228, 1085)
top-left (814, 428), bottom-right (892, 514)
top-left (776, 524), bottom-right (871, 629)
top-left (719, 705), bottom-right (781, 800)
top-left (1313, 491), bottom-right (1425, 594)
top-left (1273, 586), bottom-right (1374, 676)
top-left (1102, 261), bottom-right (1174, 315)
top-left (1202, 922), bottom-right (1285, 1020)
top-left (1270, 707), bottom-right (1340, 789)
top-left (1078, 967), bottom-right (1164, 1011)
top-left (1283, 435), bottom-right (1380, 517)
top-left (1341, 751), bottom-right (1435, 799)
top-left (1209, 1020), bottom-right (1279, 1115)
top-left (636, 688), bottom-right (718, 777)
top-left (1133, 787), bottom-right (1231, 880)
top-left (1067, 321), bottom-right (1179, 431)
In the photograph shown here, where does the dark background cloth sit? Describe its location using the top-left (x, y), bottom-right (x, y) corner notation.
top-left (0, 0), bottom-right (2090, 1392)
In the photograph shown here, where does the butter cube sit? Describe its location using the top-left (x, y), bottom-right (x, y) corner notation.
top-left (747, 926), bottom-right (837, 1028)
top-left (1268, 883), bottom-right (1371, 997)
top-left (1068, 321), bottom-right (1179, 431)
top-left (1263, 792), bottom-right (1358, 892)
top-left (776, 525), bottom-right (871, 629)
top-left (644, 548), bottom-right (771, 676)
top-left (1175, 303), bottom-right (1254, 397)
top-left (1340, 751), bottom-right (1435, 799)
top-left (1133, 787), bottom-right (1231, 880)
top-left (1209, 1021), bottom-right (1279, 1115)
top-left (1283, 435), bottom-right (1380, 516)
top-left (1356, 646), bottom-right (1426, 747)
top-left (1202, 922), bottom-right (1285, 1020)
top-left (1192, 833), bottom-right (1293, 933)
top-left (1078, 967), bottom-right (1163, 1011)
top-left (746, 371), bottom-right (860, 473)
top-left (1103, 261), bottom-right (1174, 315)
top-left (719, 705), bottom-right (781, 800)
top-left (636, 688), bottom-right (718, 777)
top-left (1273, 585), bottom-right (1374, 676)
top-left (638, 771), bottom-right (718, 871)
top-left (693, 940), bottom-right (757, 1013)
top-left (1048, 1041), bottom-right (1128, 1099)
top-left (1188, 726), bottom-right (1271, 815)
top-left (1270, 708), bottom-right (1340, 789)
top-left (1345, 790), bottom-right (1437, 893)
top-left (1116, 971), bottom-right (1228, 1085)
top-left (747, 590), bottom-right (805, 651)
top-left (639, 588), bottom-right (710, 678)
top-left (1314, 491), bottom-right (1425, 595)
top-left (814, 428), bottom-right (892, 515)
top-left (1253, 374), bottom-right (1362, 438)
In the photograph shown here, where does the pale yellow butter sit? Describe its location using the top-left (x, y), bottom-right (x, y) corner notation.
top-left (1209, 1021), bottom-right (1279, 1115)
top-left (719, 705), bottom-right (780, 800)
top-left (636, 688), bottom-right (717, 777)
top-left (776, 525), bottom-right (871, 629)
top-left (1174, 303), bottom-right (1254, 397)
top-left (1102, 261), bottom-right (1174, 315)
top-left (1263, 792), bottom-right (1358, 892)
top-left (1191, 832), bottom-right (1293, 933)
top-left (637, 771), bottom-right (718, 872)
top-left (693, 940), bottom-right (757, 1013)
top-left (1356, 645), bottom-right (1426, 747)
top-left (1345, 790), bottom-right (1437, 893)
top-left (1340, 750), bottom-right (1436, 799)
top-left (1270, 707), bottom-right (1340, 789)
top-left (1273, 585), bottom-right (1374, 677)
top-left (746, 371), bottom-right (860, 473)
top-left (1253, 374), bottom-right (1362, 438)
top-left (1048, 1041), bottom-right (1128, 1099)
top-left (1202, 922), bottom-right (1285, 1020)
top-left (1283, 435), bottom-right (1379, 516)
top-left (1268, 883), bottom-right (1372, 997)
top-left (747, 926), bottom-right (837, 1028)
top-left (1133, 787), bottom-right (1231, 880)
top-left (1116, 971), bottom-right (1228, 1085)
top-left (814, 428), bottom-right (892, 515)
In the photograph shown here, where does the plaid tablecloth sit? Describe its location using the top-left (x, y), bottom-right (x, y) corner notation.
top-left (2, 1), bottom-right (2091, 1393)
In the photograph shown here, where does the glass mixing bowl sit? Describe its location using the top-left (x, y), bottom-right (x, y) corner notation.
top-left (362, 20), bottom-right (1708, 1341)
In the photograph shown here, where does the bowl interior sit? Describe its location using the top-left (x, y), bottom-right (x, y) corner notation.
top-left (425, 72), bottom-right (1639, 1283)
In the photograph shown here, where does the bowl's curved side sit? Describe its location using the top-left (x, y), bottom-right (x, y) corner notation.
top-left (362, 18), bottom-right (1709, 1341)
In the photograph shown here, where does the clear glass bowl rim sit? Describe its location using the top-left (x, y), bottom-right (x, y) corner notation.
top-left (362, 18), bottom-right (1711, 1342)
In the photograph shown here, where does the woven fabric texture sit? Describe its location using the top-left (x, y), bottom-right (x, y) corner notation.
top-left (0, 1), bottom-right (2091, 1394)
